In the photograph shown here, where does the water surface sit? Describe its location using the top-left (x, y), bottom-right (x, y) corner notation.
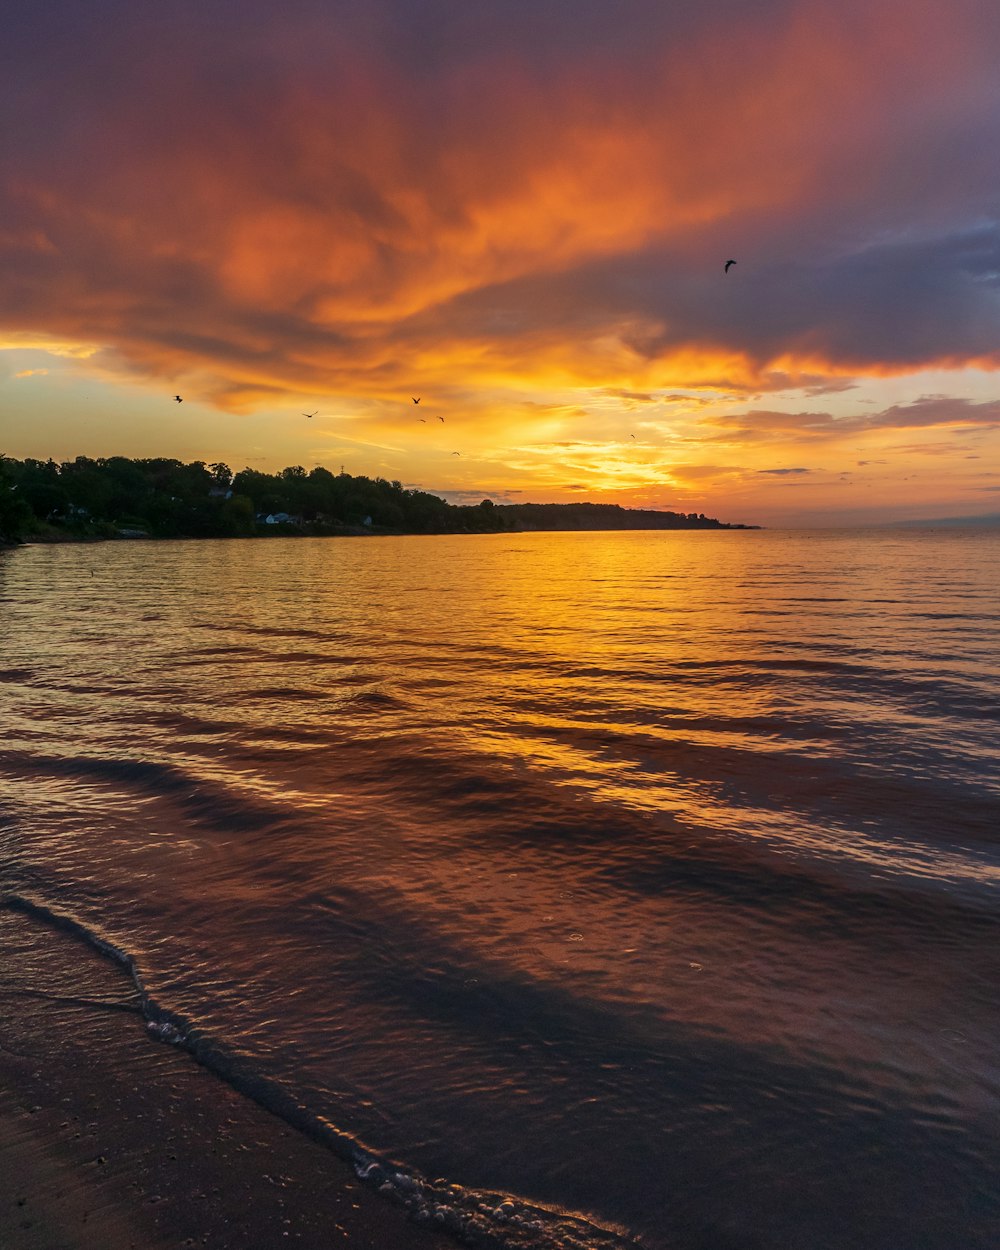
top-left (2, 529), bottom-right (999, 1249)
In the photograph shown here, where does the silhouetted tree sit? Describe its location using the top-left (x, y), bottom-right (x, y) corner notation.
top-left (0, 454), bottom-right (742, 539)
top-left (0, 456), bottom-right (33, 542)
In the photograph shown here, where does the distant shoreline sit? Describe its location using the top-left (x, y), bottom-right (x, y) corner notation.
top-left (8, 520), bottom-right (761, 548)
top-left (0, 456), bottom-right (758, 545)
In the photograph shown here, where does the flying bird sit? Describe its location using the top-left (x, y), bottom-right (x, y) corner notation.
top-left (303, 411), bottom-right (318, 419)
top-left (412, 397), bottom-right (421, 405)
top-left (629, 434), bottom-right (636, 440)
top-left (437, 415), bottom-right (445, 422)
top-left (724, 259), bottom-right (737, 273)
top-left (174, 395), bottom-right (183, 402)
top-left (451, 451), bottom-right (461, 456)
top-left (418, 417), bottom-right (426, 423)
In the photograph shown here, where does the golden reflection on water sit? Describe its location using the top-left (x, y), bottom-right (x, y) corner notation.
top-left (3, 531), bottom-right (998, 838)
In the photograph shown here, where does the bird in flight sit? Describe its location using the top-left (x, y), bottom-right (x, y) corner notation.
top-left (418, 417), bottom-right (426, 423)
top-left (303, 411), bottom-right (318, 419)
top-left (437, 415), bottom-right (445, 422)
top-left (174, 395), bottom-right (183, 403)
top-left (451, 451), bottom-right (461, 456)
top-left (629, 433), bottom-right (636, 440)
top-left (724, 259), bottom-right (737, 273)
top-left (412, 397), bottom-right (421, 405)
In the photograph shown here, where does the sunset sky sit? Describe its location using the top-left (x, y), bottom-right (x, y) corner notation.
top-left (3, 0), bottom-right (1000, 525)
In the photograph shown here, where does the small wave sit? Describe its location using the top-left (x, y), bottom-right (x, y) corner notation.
top-left (171, 644), bottom-right (267, 665)
top-left (345, 689), bottom-right (408, 712)
top-left (232, 686), bottom-right (333, 702)
top-left (2, 892), bottom-right (151, 995)
top-left (194, 622), bottom-right (338, 643)
top-left (242, 624), bottom-right (351, 644)
top-left (1, 891), bottom-right (642, 1250)
top-left (0, 749), bottom-right (293, 835)
top-left (352, 1156), bottom-right (637, 1250)
top-left (0, 667), bottom-right (37, 684)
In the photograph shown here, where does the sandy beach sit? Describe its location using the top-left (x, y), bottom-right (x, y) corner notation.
top-left (0, 907), bottom-right (451, 1250)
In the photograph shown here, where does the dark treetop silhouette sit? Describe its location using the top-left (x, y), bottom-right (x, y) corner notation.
top-left (0, 454), bottom-right (756, 544)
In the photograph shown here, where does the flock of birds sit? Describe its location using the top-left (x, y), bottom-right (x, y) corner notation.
top-left (171, 259), bottom-right (740, 460)
top-left (172, 392), bottom-right (460, 452)
top-left (412, 399), bottom-right (459, 451)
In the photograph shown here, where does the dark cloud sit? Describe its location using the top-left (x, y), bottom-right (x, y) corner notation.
top-left (757, 467), bottom-right (812, 475)
top-left (434, 487), bottom-right (524, 505)
top-left (601, 388), bottom-right (657, 403)
top-left (872, 396), bottom-right (1000, 430)
top-left (890, 441), bottom-right (978, 454)
top-left (697, 410), bottom-right (836, 443)
top-left (426, 227), bottom-right (1000, 381)
top-left (701, 397), bottom-right (1000, 445)
top-left (663, 393), bottom-right (717, 403)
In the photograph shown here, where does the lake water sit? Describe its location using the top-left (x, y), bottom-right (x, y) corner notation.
top-left (2, 529), bottom-right (999, 1250)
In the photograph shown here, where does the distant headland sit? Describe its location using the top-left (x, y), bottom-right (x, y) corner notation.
top-left (0, 455), bottom-right (758, 545)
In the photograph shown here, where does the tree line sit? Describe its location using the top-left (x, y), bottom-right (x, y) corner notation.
top-left (0, 454), bottom-right (750, 544)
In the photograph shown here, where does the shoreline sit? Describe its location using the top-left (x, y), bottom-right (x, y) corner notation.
top-left (4, 520), bottom-right (761, 550)
top-left (0, 907), bottom-right (452, 1250)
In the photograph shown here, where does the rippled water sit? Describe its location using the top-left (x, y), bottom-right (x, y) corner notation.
top-left (2, 529), bottom-right (999, 1249)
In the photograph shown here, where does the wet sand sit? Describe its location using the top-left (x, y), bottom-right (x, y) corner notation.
top-left (0, 908), bottom-right (451, 1250)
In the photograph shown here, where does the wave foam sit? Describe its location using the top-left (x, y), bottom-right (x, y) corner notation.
top-left (2, 890), bottom-right (642, 1250)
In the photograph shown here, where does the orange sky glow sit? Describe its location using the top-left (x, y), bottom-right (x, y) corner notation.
top-left (3, 0), bottom-right (1000, 525)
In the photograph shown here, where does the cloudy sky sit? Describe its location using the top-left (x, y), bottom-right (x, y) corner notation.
top-left (3, 0), bottom-right (1000, 524)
